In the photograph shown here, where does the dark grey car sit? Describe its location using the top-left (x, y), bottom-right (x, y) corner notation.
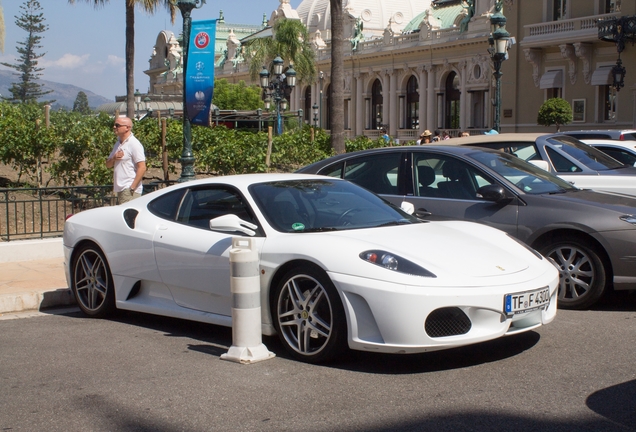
top-left (299, 145), bottom-right (636, 309)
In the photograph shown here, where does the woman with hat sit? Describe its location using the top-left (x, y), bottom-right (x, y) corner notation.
top-left (417, 130), bottom-right (432, 145)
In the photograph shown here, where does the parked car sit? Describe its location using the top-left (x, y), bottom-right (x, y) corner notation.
top-left (579, 139), bottom-right (636, 167)
top-left (299, 146), bottom-right (636, 309)
top-left (63, 173), bottom-right (558, 363)
top-left (560, 130), bottom-right (636, 141)
top-left (451, 133), bottom-right (636, 196)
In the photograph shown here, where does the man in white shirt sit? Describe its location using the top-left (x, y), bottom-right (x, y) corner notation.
top-left (106, 117), bottom-right (146, 204)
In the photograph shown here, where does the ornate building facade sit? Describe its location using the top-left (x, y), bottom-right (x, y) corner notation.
top-left (144, 0), bottom-right (635, 138)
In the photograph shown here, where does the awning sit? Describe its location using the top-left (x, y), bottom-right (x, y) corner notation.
top-left (540, 70), bottom-right (563, 89)
top-left (591, 67), bottom-right (613, 86)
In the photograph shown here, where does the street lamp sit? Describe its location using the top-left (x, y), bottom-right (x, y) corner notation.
top-left (134, 89), bottom-right (141, 120)
top-left (598, 15), bottom-right (636, 92)
top-left (488, 1), bottom-right (510, 133)
top-left (312, 103), bottom-right (319, 127)
top-left (171, 0), bottom-right (206, 183)
top-left (259, 56), bottom-right (296, 135)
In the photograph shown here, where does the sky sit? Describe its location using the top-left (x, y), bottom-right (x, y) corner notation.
top-left (0, 0), bottom-right (302, 101)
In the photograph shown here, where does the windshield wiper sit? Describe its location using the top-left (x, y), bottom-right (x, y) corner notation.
top-left (376, 219), bottom-right (414, 228)
top-left (299, 226), bottom-right (341, 232)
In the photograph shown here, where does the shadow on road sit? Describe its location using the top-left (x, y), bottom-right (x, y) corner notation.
top-left (586, 379), bottom-right (636, 429)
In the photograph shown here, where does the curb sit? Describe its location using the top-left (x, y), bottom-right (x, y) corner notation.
top-left (0, 288), bottom-right (76, 314)
top-left (0, 237), bottom-right (64, 263)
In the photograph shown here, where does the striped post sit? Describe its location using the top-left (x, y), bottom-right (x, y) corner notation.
top-left (221, 237), bottom-right (275, 364)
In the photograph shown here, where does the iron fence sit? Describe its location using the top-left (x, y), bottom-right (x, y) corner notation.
top-left (0, 185), bottom-right (116, 242)
top-left (0, 183), bottom-right (176, 242)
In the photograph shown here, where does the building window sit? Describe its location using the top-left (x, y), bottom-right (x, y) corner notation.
top-left (547, 88), bottom-right (562, 99)
top-left (603, 0), bottom-right (620, 13)
top-left (406, 75), bottom-right (419, 130)
top-left (553, 0), bottom-right (567, 20)
top-left (602, 85), bottom-right (616, 121)
top-left (304, 86), bottom-right (311, 123)
top-left (372, 79), bottom-right (383, 130)
top-left (444, 72), bottom-right (460, 130)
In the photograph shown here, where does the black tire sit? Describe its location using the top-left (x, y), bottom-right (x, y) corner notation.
top-left (272, 266), bottom-right (347, 363)
top-left (540, 239), bottom-right (607, 310)
top-left (71, 244), bottom-right (116, 318)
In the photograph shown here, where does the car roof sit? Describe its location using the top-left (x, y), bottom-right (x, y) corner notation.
top-left (559, 130), bottom-right (636, 140)
top-left (170, 173), bottom-right (334, 188)
top-left (297, 144), bottom-right (507, 173)
top-left (445, 132), bottom-right (550, 146)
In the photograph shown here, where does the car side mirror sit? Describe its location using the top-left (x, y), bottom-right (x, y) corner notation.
top-left (400, 201), bottom-right (415, 215)
top-left (477, 184), bottom-right (508, 203)
top-left (209, 214), bottom-right (257, 236)
top-left (528, 160), bottom-right (550, 171)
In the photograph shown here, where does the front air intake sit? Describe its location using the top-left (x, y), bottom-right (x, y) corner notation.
top-left (425, 307), bottom-right (472, 338)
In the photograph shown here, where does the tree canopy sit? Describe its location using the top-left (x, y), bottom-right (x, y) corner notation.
top-left (212, 79), bottom-right (263, 111)
top-left (72, 91), bottom-right (91, 114)
top-left (537, 98), bottom-right (573, 132)
top-left (1, 0), bottom-right (53, 103)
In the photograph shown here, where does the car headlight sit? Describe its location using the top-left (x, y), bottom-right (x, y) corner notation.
top-left (360, 250), bottom-right (436, 277)
top-left (620, 215), bottom-right (636, 225)
top-left (507, 234), bottom-right (543, 260)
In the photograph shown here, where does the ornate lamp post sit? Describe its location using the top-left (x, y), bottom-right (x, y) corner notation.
top-left (488, 1), bottom-right (510, 133)
top-left (598, 15), bottom-right (636, 92)
top-left (259, 56), bottom-right (296, 135)
top-left (312, 103), bottom-right (319, 127)
top-left (319, 71), bottom-right (324, 128)
top-left (171, 0), bottom-right (206, 183)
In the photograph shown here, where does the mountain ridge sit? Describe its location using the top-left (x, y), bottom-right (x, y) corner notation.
top-left (0, 69), bottom-right (113, 110)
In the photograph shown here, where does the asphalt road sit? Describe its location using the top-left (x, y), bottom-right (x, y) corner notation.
top-left (1, 291), bottom-right (635, 432)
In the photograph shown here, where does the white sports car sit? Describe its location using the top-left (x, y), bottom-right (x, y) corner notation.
top-left (63, 174), bottom-right (558, 363)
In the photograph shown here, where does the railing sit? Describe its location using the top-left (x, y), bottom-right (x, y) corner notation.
top-left (0, 186), bottom-right (117, 242)
top-left (524, 13), bottom-right (620, 40)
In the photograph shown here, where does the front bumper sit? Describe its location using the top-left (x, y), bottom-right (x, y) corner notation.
top-left (329, 269), bottom-right (558, 354)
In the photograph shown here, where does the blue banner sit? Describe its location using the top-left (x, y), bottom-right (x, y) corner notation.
top-left (185, 20), bottom-right (216, 126)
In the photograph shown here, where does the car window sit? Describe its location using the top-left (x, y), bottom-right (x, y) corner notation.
top-left (468, 150), bottom-right (577, 194)
top-left (413, 154), bottom-right (491, 200)
top-left (595, 146), bottom-right (636, 166)
top-left (468, 142), bottom-right (540, 163)
top-left (249, 179), bottom-right (419, 233)
top-left (148, 189), bottom-right (186, 220)
top-left (545, 147), bottom-right (582, 172)
top-left (175, 187), bottom-right (257, 230)
top-left (340, 153), bottom-right (402, 195)
top-left (318, 162), bottom-right (344, 178)
top-left (546, 136), bottom-right (624, 170)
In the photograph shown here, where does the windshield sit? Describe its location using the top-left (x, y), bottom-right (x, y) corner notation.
top-left (546, 136), bottom-right (625, 170)
top-left (249, 179), bottom-right (420, 233)
top-left (468, 150), bottom-right (579, 194)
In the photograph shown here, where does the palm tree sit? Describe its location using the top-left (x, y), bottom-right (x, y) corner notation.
top-left (329, 0), bottom-right (345, 154)
top-left (243, 18), bottom-right (316, 84)
top-left (67, 0), bottom-right (176, 118)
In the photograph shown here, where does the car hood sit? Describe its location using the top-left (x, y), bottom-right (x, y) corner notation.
top-left (264, 221), bottom-right (537, 281)
top-left (538, 189), bottom-right (636, 213)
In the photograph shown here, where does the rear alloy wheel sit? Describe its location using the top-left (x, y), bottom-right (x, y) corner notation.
top-left (541, 240), bottom-right (606, 310)
top-left (72, 244), bottom-right (115, 317)
top-left (273, 267), bottom-right (347, 363)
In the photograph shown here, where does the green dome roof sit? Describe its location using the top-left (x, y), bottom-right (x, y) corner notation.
top-left (402, 4), bottom-right (464, 33)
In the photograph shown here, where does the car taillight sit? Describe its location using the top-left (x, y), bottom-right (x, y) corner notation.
top-left (620, 134), bottom-right (624, 141)
top-left (65, 214), bottom-right (74, 220)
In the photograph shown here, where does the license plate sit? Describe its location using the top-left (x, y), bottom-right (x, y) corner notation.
top-left (504, 287), bottom-right (550, 315)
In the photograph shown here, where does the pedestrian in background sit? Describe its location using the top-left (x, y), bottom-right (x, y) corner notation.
top-left (106, 117), bottom-right (146, 204)
top-left (432, 130), bottom-right (441, 142)
top-left (417, 130), bottom-right (432, 145)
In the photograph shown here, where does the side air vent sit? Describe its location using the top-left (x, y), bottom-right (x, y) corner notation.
top-left (425, 307), bottom-right (472, 338)
top-left (123, 209), bottom-right (139, 229)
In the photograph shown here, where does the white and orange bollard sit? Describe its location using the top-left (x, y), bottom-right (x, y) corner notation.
top-left (221, 237), bottom-right (275, 364)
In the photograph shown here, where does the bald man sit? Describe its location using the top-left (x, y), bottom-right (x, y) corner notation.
top-left (106, 117), bottom-right (146, 204)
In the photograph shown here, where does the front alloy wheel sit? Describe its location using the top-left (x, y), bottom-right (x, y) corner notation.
top-left (541, 239), bottom-right (606, 310)
top-left (273, 267), bottom-right (346, 363)
top-left (72, 244), bottom-right (115, 317)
